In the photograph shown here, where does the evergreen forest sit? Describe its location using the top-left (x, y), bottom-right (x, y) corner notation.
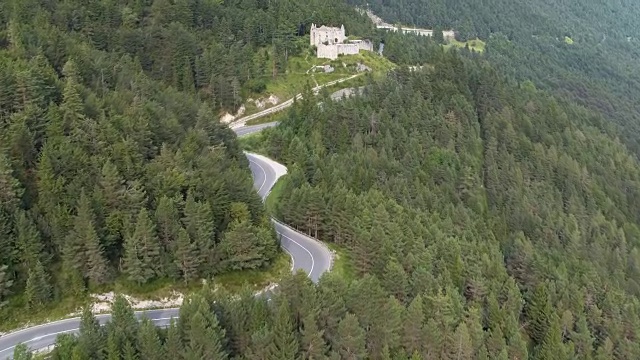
top-left (349, 0), bottom-right (640, 157)
top-left (4, 0), bottom-right (640, 360)
top-left (0, 0), bottom-right (371, 320)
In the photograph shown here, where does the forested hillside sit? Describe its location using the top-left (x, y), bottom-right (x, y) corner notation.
top-left (0, 0), bottom-right (373, 324)
top-left (348, 0), bottom-right (640, 157)
top-left (25, 46), bottom-right (640, 359)
top-left (252, 48), bottom-right (640, 358)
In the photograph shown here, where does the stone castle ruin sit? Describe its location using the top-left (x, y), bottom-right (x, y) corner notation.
top-left (310, 24), bottom-right (374, 60)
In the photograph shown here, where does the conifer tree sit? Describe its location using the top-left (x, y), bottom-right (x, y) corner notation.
top-left (333, 313), bottom-right (366, 360)
top-left (78, 305), bottom-right (104, 359)
top-left (24, 259), bottom-right (51, 309)
top-left (453, 323), bottom-right (474, 360)
top-left (0, 152), bottom-right (23, 211)
top-left (382, 258), bottom-right (409, 303)
top-left (122, 180), bottom-right (147, 235)
top-left (137, 317), bottom-right (165, 360)
top-left (123, 209), bottom-right (162, 284)
top-left (403, 295), bottom-right (425, 355)
top-left (155, 195), bottom-right (180, 249)
top-left (110, 294), bottom-right (139, 341)
top-left (98, 160), bottom-right (125, 251)
top-left (174, 227), bottom-right (201, 283)
top-left (164, 320), bottom-right (184, 359)
top-left (15, 210), bottom-right (44, 270)
top-left (182, 192), bottom-right (214, 272)
top-left (0, 264), bottom-right (11, 309)
top-left (300, 313), bottom-right (328, 360)
top-left (0, 214), bottom-right (16, 268)
top-left (266, 300), bottom-right (299, 360)
top-left (245, 326), bottom-right (273, 360)
top-left (527, 283), bottom-right (553, 345)
top-left (185, 311), bottom-right (228, 360)
top-left (219, 220), bottom-right (269, 271)
top-left (65, 191), bottom-right (109, 285)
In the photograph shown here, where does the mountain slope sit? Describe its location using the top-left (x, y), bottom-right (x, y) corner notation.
top-left (255, 49), bottom-right (640, 358)
top-left (348, 0), bottom-right (640, 156)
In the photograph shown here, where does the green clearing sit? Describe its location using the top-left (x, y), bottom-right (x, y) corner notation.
top-left (265, 175), bottom-right (287, 216)
top-left (244, 48), bottom-right (395, 116)
top-left (327, 243), bottom-right (355, 282)
top-left (445, 38), bottom-right (486, 52)
top-left (212, 252), bottom-right (291, 293)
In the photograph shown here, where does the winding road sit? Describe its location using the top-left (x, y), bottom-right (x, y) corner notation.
top-left (0, 123), bottom-right (332, 359)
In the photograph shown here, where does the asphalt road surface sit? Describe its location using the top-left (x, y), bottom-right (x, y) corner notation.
top-left (0, 122), bottom-right (332, 359)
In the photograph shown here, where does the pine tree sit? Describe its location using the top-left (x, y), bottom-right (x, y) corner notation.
top-left (122, 180), bottom-right (147, 235)
top-left (15, 210), bottom-right (44, 270)
top-left (0, 213), bottom-right (16, 268)
top-left (98, 160), bottom-right (125, 251)
top-left (403, 295), bottom-right (424, 355)
top-left (60, 60), bottom-right (85, 131)
top-left (182, 192), bottom-right (214, 273)
top-left (164, 319), bottom-right (184, 359)
top-left (78, 305), bottom-right (104, 359)
top-left (122, 340), bottom-right (137, 360)
top-left (137, 317), bottom-right (165, 360)
top-left (333, 313), bottom-right (366, 360)
top-left (174, 227), bottom-right (201, 283)
top-left (24, 260), bottom-right (51, 309)
top-left (535, 315), bottom-right (567, 360)
top-left (382, 258), bottom-right (409, 303)
top-left (219, 220), bottom-right (269, 271)
top-left (0, 152), bottom-right (23, 211)
top-left (111, 294), bottom-right (139, 338)
top-left (527, 283), bottom-right (552, 345)
top-left (155, 195), bottom-right (180, 249)
top-left (245, 326), bottom-right (273, 360)
top-left (300, 313), bottom-right (328, 360)
top-left (65, 191), bottom-right (109, 285)
top-left (452, 323), bottom-right (474, 360)
top-left (0, 264), bottom-right (13, 309)
top-left (123, 209), bottom-right (162, 284)
top-left (185, 311), bottom-right (228, 360)
top-left (266, 300), bottom-right (299, 360)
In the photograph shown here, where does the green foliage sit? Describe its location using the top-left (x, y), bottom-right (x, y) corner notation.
top-left (255, 43), bottom-right (640, 358)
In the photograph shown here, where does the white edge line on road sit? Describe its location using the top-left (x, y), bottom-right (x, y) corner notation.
top-left (247, 158), bottom-right (267, 197)
top-left (280, 233), bottom-right (315, 278)
top-left (246, 155), bottom-right (315, 276)
top-left (0, 317), bottom-right (178, 355)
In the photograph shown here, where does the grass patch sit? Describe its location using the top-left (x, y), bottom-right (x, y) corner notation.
top-left (0, 295), bottom-right (88, 333)
top-left (327, 243), bottom-right (356, 282)
top-left (245, 48), bottom-right (395, 115)
top-left (245, 110), bottom-right (287, 126)
top-left (445, 38), bottom-right (486, 53)
top-left (0, 252), bottom-right (290, 332)
top-left (213, 252), bottom-right (291, 293)
top-left (265, 175), bottom-right (287, 216)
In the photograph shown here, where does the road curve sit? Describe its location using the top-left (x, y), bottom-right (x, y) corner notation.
top-left (244, 150), bottom-right (332, 283)
top-left (228, 74), bottom-right (361, 129)
top-left (0, 122), bottom-right (332, 359)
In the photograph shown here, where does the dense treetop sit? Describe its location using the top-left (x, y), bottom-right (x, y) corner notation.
top-left (253, 46), bottom-right (640, 358)
top-left (0, 0), bottom-right (371, 319)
